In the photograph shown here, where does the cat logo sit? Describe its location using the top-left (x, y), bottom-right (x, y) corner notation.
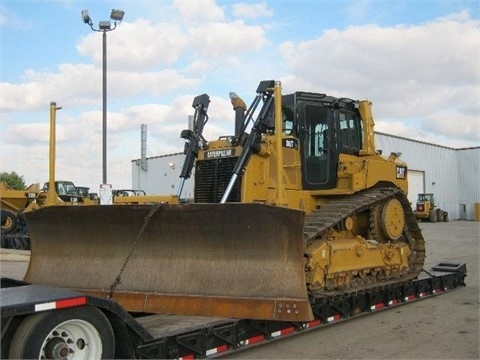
top-left (396, 166), bottom-right (407, 179)
top-left (283, 138), bottom-right (298, 149)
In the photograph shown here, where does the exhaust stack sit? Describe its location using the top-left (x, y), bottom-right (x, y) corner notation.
top-left (140, 124), bottom-right (148, 171)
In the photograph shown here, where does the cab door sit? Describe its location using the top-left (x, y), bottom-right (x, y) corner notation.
top-left (298, 100), bottom-right (338, 190)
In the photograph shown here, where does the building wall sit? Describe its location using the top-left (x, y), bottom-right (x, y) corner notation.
top-left (375, 133), bottom-right (461, 219)
top-left (456, 147), bottom-right (480, 220)
top-left (132, 134), bottom-right (480, 220)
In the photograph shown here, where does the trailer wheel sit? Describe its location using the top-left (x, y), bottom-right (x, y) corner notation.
top-left (8, 306), bottom-right (114, 359)
top-left (1, 209), bottom-right (17, 235)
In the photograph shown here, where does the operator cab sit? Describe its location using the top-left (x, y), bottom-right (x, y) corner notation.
top-left (417, 193), bottom-right (435, 204)
top-left (282, 92), bottom-right (363, 190)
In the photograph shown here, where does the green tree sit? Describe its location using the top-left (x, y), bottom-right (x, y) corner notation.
top-left (0, 171), bottom-right (26, 190)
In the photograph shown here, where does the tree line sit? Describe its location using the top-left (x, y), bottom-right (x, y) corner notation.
top-left (0, 171), bottom-right (26, 190)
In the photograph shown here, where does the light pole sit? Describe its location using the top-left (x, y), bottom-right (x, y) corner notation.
top-left (81, 9), bottom-right (125, 185)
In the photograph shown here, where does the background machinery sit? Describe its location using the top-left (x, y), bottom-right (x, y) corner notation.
top-left (1, 179), bottom-right (88, 250)
top-left (23, 80), bottom-right (425, 323)
top-left (414, 193), bottom-right (449, 222)
top-left (76, 186), bottom-right (99, 205)
top-left (39, 180), bottom-right (84, 205)
top-left (0, 182), bottom-right (39, 249)
top-left (112, 189), bottom-right (178, 205)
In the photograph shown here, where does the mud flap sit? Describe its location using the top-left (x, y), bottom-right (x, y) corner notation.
top-left (24, 203), bottom-right (313, 321)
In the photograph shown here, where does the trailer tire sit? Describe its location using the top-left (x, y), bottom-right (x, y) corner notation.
top-left (8, 306), bottom-right (114, 359)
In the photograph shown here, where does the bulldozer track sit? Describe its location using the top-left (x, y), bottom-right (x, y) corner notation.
top-left (303, 186), bottom-right (426, 298)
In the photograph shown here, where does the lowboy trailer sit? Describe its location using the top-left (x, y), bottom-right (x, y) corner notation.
top-left (0, 261), bottom-right (466, 359)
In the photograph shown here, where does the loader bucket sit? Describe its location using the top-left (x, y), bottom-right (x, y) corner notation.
top-left (24, 203), bottom-right (313, 321)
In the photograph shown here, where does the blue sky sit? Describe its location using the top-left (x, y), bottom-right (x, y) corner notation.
top-left (1, 0), bottom-right (479, 192)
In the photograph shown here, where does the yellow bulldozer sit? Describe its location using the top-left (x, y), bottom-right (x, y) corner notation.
top-left (23, 80), bottom-right (425, 322)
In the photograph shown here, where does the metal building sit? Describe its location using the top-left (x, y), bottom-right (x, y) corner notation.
top-left (132, 132), bottom-right (480, 220)
top-left (132, 152), bottom-right (192, 199)
top-left (375, 132), bottom-right (479, 220)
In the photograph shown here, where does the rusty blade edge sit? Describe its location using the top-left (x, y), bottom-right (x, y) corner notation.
top-left (82, 289), bottom-right (314, 322)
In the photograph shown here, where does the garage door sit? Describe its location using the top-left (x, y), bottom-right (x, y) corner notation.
top-left (407, 170), bottom-right (425, 210)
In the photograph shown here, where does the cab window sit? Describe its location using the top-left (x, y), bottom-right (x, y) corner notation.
top-left (338, 110), bottom-right (361, 153)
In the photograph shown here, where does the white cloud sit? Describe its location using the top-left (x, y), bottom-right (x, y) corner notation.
top-left (76, 13), bottom-right (268, 72)
top-left (173, 0), bottom-right (224, 23)
top-left (1, 64), bottom-right (198, 112)
top-left (279, 11), bottom-right (479, 147)
top-left (77, 20), bottom-right (188, 70)
top-left (2, 5), bottom-right (271, 114)
top-left (232, 2), bottom-right (273, 19)
top-left (186, 20), bottom-right (266, 57)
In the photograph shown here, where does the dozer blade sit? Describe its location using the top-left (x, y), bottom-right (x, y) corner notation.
top-left (24, 203), bottom-right (313, 321)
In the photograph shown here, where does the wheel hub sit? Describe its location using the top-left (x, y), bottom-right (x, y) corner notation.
top-left (44, 337), bottom-right (71, 359)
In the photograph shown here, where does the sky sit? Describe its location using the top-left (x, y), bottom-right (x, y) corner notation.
top-left (1, 0), bottom-right (479, 193)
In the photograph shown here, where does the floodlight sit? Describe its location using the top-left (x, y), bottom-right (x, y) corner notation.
top-left (81, 9), bottom-right (92, 25)
top-left (99, 21), bottom-right (111, 30)
top-left (110, 9), bottom-right (125, 22)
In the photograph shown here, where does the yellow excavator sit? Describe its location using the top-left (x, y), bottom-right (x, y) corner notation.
top-left (23, 80), bottom-right (425, 322)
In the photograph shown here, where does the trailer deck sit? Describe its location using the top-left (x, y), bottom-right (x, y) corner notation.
top-left (1, 261), bottom-right (465, 359)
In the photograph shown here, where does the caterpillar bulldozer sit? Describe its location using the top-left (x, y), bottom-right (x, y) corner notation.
top-left (23, 80), bottom-right (425, 322)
